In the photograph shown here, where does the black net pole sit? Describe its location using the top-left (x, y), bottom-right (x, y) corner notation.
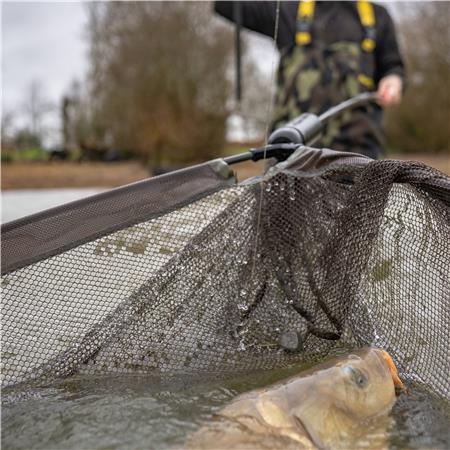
top-left (318, 92), bottom-right (378, 125)
top-left (233, 2), bottom-right (242, 103)
top-left (226, 93), bottom-right (379, 165)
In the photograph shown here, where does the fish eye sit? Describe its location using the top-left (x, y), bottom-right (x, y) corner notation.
top-left (342, 366), bottom-right (368, 389)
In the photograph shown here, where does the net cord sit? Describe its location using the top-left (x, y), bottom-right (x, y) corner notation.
top-left (250, 1), bottom-right (281, 279)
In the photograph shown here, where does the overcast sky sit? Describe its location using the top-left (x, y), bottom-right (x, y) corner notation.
top-left (1, 1), bottom-right (278, 144)
top-left (2, 1), bottom-right (87, 105)
top-left (2, 2), bottom-right (88, 144)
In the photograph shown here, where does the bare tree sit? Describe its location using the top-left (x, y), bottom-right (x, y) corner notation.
top-left (22, 80), bottom-right (54, 144)
top-left (86, 2), bottom-right (234, 166)
top-left (62, 79), bottom-right (105, 155)
top-left (1, 110), bottom-right (15, 146)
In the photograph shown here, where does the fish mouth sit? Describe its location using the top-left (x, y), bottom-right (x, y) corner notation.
top-left (380, 350), bottom-right (405, 392)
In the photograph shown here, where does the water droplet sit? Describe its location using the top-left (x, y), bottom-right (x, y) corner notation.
top-left (237, 302), bottom-right (248, 311)
top-left (240, 289), bottom-right (247, 297)
top-left (265, 183), bottom-right (272, 193)
top-left (238, 341), bottom-right (246, 352)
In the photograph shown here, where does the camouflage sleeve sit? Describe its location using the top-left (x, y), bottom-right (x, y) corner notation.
top-left (214, 1), bottom-right (277, 38)
top-left (374, 5), bottom-right (406, 85)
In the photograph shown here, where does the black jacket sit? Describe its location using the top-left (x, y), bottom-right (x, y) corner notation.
top-left (214, 1), bottom-right (405, 85)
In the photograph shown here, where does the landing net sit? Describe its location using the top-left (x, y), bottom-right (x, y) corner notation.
top-left (2, 147), bottom-right (449, 400)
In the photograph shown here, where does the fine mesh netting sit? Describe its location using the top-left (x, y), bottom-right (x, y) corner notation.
top-left (2, 148), bottom-right (449, 400)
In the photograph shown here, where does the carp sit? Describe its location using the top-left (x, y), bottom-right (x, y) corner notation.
top-left (187, 348), bottom-right (404, 449)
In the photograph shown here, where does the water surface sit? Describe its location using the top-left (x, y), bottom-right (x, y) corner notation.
top-left (2, 366), bottom-right (449, 450)
top-left (2, 189), bottom-right (449, 449)
top-left (1, 188), bottom-right (104, 223)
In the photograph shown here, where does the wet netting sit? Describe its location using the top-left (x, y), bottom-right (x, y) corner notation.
top-left (2, 147), bottom-right (449, 400)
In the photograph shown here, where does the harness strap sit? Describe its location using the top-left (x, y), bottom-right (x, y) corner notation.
top-left (295, 0), bottom-right (376, 52)
top-left (295, 0), bottom-right (315, 45)
top-left (357, 0), bottom-right (376, 52)
top-left (357, 73), bottom-right (375, 90)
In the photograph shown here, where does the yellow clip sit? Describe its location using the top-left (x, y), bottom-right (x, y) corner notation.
top-left (298, 0), bottom-right (315, 19)
top-left (358, 74), bottom-right (375, 90)
top-left (296, 32), bottom-right (312, 45)
top-left (361, 38), bottom-right (376, 52)
top-left (357, 0), bottom-right (375, 27)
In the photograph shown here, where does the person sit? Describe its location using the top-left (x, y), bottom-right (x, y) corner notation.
top-left (214, 1), bottom-right (405, 159)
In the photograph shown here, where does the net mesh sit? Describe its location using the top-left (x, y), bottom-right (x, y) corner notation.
top-left (2, 154), bottom-right (449, 400)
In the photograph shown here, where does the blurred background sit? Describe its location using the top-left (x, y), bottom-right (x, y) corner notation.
top-left (2, 1), bottom-right (449, 222)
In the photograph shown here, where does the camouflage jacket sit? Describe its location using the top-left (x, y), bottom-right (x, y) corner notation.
top-left (215, 1), bottom-right (406, 158)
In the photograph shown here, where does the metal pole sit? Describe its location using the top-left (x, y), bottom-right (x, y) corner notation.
top-left (224, 151), bottom-right (253, 165)
top-left (233, 1), bottom-right (242, 103)
top-left (318, 92), bottom-right (378, 125)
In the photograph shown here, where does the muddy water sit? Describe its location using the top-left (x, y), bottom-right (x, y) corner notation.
top-left (2, 364), bottom-right (449, 450)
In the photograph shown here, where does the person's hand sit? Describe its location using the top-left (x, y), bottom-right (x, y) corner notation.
top-left (377, 74), bottom-right (403, 107)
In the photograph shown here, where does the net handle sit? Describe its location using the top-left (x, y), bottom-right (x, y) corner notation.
top-left (318, 92), bottom-right (378, 125)
top-left (224, 92), bottom-right (379, 165)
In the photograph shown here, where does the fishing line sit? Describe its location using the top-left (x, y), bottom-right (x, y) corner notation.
top-left (250, 0), bottom-right (281, 280)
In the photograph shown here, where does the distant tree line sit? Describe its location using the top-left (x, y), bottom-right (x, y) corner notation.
top-left (64, 2), bottom-right (235, 167)
top-left (2, 80), bottom-right (54, 159)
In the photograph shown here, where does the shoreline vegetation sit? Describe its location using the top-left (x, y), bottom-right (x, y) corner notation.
top-left (1, 153), bottom-right (448, 190)
top-left (0, 160), bottom-right (266, 190)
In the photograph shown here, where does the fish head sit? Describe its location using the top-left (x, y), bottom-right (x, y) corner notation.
top-left (316, 348), bottom-right (404, 419)
top-left (288, 348), bottom-right (404, 448)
